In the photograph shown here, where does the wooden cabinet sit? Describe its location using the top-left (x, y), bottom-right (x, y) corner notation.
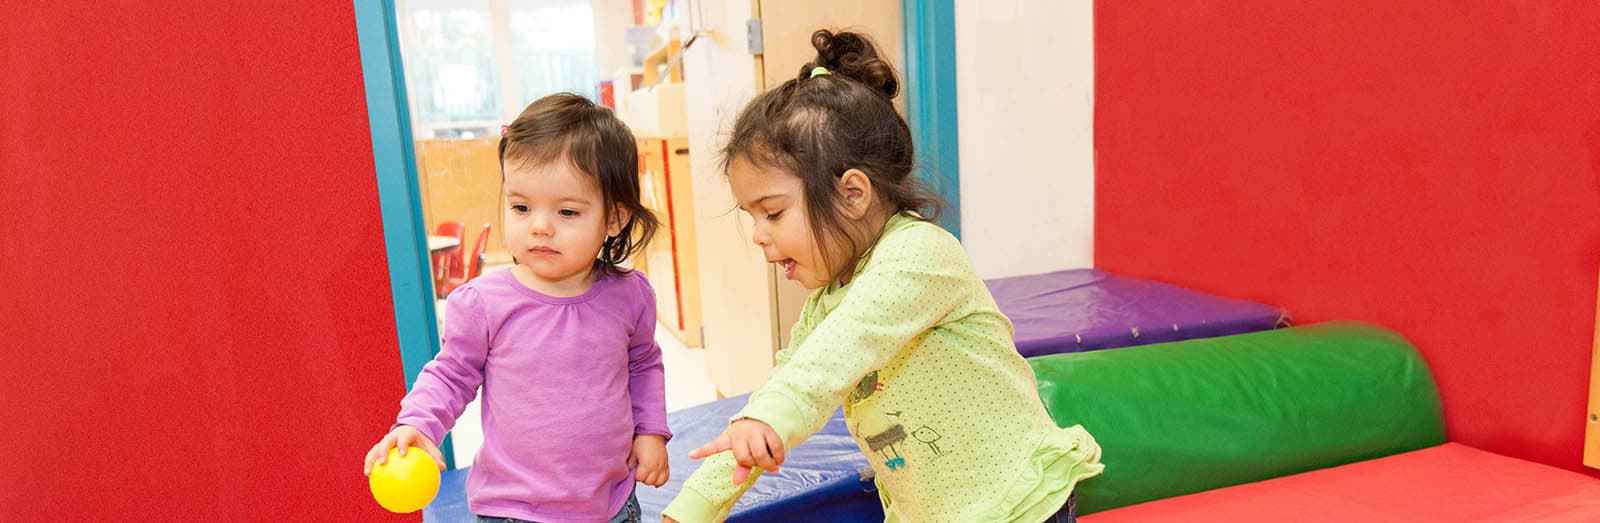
top-left (637, 136), bottom-right (702, 347)
top-left (415, 138), bottom-right (508, 267)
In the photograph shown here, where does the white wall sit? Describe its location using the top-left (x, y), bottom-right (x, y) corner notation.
top-left (591, 0), bottom-right (634, 78)
top-left (954, 0), bottom-right (1095, 278)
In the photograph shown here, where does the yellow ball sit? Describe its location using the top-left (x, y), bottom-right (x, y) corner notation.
top-left (369, 446), bottom-right (441, 513)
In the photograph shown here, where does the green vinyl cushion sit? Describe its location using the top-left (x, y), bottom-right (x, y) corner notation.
top-left (1029, 321), bottom-right (1446, 515)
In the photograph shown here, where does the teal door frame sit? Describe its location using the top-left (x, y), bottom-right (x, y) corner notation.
top-left (353, 0), bottom-right (455, 469)
top-left (354, 0), bottom-right (960, 470)
top-left (903, 0), bottom-right (961, 239)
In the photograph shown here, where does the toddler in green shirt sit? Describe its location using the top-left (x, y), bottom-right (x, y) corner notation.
top-left (662, 29), bottom-right (1103, 523)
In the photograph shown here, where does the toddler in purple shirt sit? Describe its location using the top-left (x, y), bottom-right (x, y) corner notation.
top-left (363, 93), bottom-right (670, 523)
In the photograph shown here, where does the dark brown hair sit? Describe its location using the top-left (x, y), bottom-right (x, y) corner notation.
top-left (498, 93), bottom-right (658, 274)
top-left (723, 29), bottom-right (943, 283)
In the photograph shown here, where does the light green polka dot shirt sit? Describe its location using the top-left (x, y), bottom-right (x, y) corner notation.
top-left (664, 213), bottom-right (1104, 523)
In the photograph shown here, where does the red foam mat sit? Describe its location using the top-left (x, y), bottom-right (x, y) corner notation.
top-left (1083, 443), bottom-right (1600, 522)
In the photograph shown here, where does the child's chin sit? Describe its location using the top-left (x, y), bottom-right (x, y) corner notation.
top-left (524, 261), bottom-right (584, 279)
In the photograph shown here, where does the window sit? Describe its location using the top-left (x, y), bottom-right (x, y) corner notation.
top-left (398, 0), bottom-right (597, 139)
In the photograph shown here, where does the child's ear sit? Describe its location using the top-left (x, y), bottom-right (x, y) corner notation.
top-left (837, 169), bottom-right (875, 219)
top-left (607, 207), bottom-right (631, 238)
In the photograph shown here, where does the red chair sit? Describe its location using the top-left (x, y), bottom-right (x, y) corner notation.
top-left (438, 222), bottom-right (491, 296)
top-left (465, 222), bottom-right (491, 279)
top-left (431, 221), bottom-right (464, 297)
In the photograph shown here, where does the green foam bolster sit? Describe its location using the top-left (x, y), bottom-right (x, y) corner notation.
top-left (1029, 321), bottom-right (1446, 514)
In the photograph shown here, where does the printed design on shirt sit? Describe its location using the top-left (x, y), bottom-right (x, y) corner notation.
top-left (849, 371), bottom-right (884, 404)
top-left (911, 425), bottom-right (945, 457)
top-left (865, 424), bottom-right (909, 471)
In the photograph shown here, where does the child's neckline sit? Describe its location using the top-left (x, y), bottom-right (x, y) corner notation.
top-left (827, 211), bottom-right (922, 292)
top-left (501, 267), bottom-right (616, 304)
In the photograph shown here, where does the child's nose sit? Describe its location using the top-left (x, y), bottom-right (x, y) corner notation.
top-left (530, 215), bottom-right (554, 236)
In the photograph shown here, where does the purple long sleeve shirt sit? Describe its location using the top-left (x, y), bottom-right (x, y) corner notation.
top-left (395, 268), bottom-right (671, 522)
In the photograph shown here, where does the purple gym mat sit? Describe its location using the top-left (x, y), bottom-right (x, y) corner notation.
top-left (986, 269), bottom-right (1287, 358)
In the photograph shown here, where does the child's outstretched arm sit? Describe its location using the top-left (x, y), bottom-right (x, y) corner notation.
top-left (627, 274), bottom-right (671, 486)
top-left (387, 287), bottom-right (492, 459)
top-left (664, 225), bottom-right (973, 522)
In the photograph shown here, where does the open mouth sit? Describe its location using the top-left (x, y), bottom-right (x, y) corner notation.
top-left (783, 259), bottom-right (796, 280)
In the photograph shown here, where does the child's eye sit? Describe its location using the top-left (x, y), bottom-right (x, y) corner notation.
top-left (559, 209), bottom-right (580, 217)
top-left (510, 204), bottom-right (529, 213)
top-left (766, 211), bottom-right (783, 221)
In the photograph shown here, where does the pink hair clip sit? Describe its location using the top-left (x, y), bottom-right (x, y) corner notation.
top-left (500, 125), bottom-right (509, 137)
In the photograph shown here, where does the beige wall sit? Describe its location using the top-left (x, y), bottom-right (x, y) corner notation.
top-left (955, 0), bottom-right (1095, 278)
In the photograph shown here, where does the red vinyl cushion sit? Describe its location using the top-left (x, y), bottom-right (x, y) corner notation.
top-left (1083, 443), bottom-right (1600, 523)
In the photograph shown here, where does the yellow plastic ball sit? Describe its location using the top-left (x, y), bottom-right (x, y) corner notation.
top-left (369, 446), bottom-right (440, 513)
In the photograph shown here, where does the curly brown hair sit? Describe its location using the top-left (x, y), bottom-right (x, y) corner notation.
top-left (723, 29), bottom-right (944, 283)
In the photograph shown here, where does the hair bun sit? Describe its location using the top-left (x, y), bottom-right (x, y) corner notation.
top-left (800, 29), bottom-right (899, 100)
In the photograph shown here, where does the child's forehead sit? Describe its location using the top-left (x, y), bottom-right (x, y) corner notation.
top-left (502, 159), bottom-right (601, 198)
top-left (730, 155), bottom-right (801, 186)
top-left (730, 169), bottom-right (805, 211)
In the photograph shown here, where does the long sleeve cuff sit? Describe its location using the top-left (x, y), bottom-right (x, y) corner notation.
top-left (662, 487), bottom-right (724, 523)
top-left (635, 423), bottom-right (673, 441)
top-left (736, 390), bottom-right (810, 448)
top-left (391, 417), bottom-right (447, 448)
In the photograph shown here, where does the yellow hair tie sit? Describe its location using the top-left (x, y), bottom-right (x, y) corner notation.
top-left (810, 66), bottom-right (831, 78)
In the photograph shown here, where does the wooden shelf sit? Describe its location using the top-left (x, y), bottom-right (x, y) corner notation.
top-left (640, 39), bottom-right (682, 88)
top-left (636, 136), bottom-right (701, 347)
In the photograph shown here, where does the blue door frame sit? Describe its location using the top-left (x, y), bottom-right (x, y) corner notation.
top-left (353, 0), bottom-right (959, 470)
top-left (903, 0), bottom-right (961, 239)
top-left (352, 0), bottom-right (455, 469)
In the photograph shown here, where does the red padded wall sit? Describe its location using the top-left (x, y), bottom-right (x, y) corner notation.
top-left (1, 2), bottom-right (411, 518)
top-left (1096, 1), bottom-right (1600, 473)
